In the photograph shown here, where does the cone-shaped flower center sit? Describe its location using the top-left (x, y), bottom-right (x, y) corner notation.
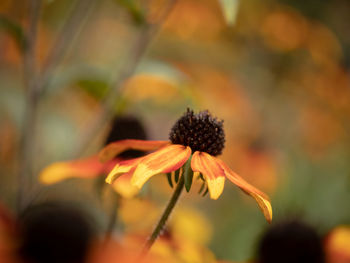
top-left (169, 109), bottom-right (225, 156)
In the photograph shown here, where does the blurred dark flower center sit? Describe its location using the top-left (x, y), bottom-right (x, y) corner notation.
top-left (169, 108), bottom-right (225, 156)
top-left (105, 116), bottom-right (147, 158)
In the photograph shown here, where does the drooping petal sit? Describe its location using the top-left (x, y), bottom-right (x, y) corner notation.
top-left (216, 158), bottom-right (273, 223)
top-left (112, 172), bottom-right (140, 198)
top-left (39, 156), bottom-right (115, 184)
top-left (131, 145), bottom-right (191, 189)
top-left (99, 140), bottom-right (170, 163)
top-left (191, 152), bottom-right (225, 200)
top-left (105, 157), bottom-right (143, 185)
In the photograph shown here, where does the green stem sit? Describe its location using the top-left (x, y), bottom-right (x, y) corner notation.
top-left (104, 191), bottom-right (119, 241)
top-left (141, 174), bottom-right (185, 254)
top-left (17, 0), bottom-right (42, 214)
top-left (106, 190), bottom-right (119, 238)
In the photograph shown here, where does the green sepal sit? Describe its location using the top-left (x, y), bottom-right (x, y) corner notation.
top-left (166, 173), bottom-right (173, 188)
top-left (198, 181), bottom-right (206, 194)
top-left (174, 169), bottom-right (180, 183)
top-left (184, 156), bottom-right (193, 192)
top-left (202, 187), bottom-right (209, 197)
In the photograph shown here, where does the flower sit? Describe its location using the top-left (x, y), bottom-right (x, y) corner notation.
top-left (325, 225), bottom-right (350, 263)
top-left (101, 109), bottom-right (272, 223)
top-left (39, 141), bottom-right (168, 198)
top-left (39, 116), bottom-right (168, 198)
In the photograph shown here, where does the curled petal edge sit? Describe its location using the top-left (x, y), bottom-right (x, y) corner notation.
top-left (105, 157), bottom-right (143, 185)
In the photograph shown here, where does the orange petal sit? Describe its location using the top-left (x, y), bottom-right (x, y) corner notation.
top-left (191, 152), bottom-right (225, 200)
top-left (216, 158), bottom-right (273, 223)
top-left (105, 157), bottom-right (143, 185)
top-left (131, 145), bottom-right (191, 189)
top-left (112, 172), bottom-right (140, 198)
top-left (99, 140), bottom-right (170, 163)
top-left (39, 156), bottom-right (110, 184)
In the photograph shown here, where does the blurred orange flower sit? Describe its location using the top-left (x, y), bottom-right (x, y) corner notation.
top-left (102, 109), bottom-right (272, 223)
top-left (324, 225), bottom-right (350, 263)
top-left (87, 237), bottom-right (174, 263)
top-left (39, 140), bottom-right (168, 198)
top-left (260, 7), bottom-right (308, 52)
top-left (161, 0), bottom-right (224, 41)
top-left (235, 143), bottom-right (278, 192)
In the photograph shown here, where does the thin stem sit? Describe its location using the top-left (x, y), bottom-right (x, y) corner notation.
top-left (37, 0), bottom-right (96, 94)
top-left (141, 174), bottom-right (185, 254)
top-left (17, 0), bottom-right (96, 212)
top-left (70, 25), bottom-right (152, 157)
top-left (71, 0), bottom-right (178, 158)
top-left (17, 0), bottom-right (42, 213)
top-left (104, 191), bottom-right (119, 243)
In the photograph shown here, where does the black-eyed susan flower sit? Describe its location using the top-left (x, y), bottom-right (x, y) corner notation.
top-left (39, 116), bottom-right (167, 198)
top-left (101, 109), bottom-right (272, 223)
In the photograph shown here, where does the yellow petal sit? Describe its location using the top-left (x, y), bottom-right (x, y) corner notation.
top-left (216, 158), bottom-right (273, 223)
top-left (112, 173), bottom-right (140, 198)
top-left (39, 156), bottom-right (106, 184)
top-left (105, 157), bottom-right (143, 184)
top-left (99, 139), bottom-right (169, 163)
top-left (131, 145), bottom-right (191, 189)
top-left (191, 151), bottom-right (225, 200)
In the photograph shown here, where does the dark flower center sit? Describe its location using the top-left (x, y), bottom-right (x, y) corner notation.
top-left (105, 116), bottom-right (147, 159)
top-left (169, 109), bottom-right (225, 156)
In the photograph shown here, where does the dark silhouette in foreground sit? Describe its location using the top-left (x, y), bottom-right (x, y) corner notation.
top-left (257, 219), bottom-right (325, 263)
top-left (18, 202), bottom-right (95, 263)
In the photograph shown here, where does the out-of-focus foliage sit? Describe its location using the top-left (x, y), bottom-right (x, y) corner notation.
top-left (1, 0), bottom-right (350, 262)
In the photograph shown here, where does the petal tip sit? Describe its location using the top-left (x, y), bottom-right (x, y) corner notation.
top-left (105, 176), bottom-right (113, 185)
top-left (265, 201), bottom-right (273, 224)
top-left (209, 193), bottom-right (221, 200)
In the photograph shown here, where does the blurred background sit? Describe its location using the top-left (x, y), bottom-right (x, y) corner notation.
top-left (1, 0), bottom-right (350, 262)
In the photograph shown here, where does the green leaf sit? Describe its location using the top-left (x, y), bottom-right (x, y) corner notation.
top-left (198, 181), bottom-right (206, 194)
top-left (0, 14), bottom-right (26, 52)
top-left (184, 156), bottom-right (193, 192)
top-left (166, 173), bottom-right (173, 188)
top-left (218, 0), bottom-right (240, 26)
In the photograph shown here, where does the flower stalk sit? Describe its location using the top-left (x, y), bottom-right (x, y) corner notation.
top-left (141, 171), bottom-right (185, 254)
top-left (104, 191), bottom-right (119, 243)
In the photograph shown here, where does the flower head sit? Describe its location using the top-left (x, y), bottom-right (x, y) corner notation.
top-left (102, 109), bottom-right (272, 223)
top-left (169, 109), bottom-right (225, 156)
